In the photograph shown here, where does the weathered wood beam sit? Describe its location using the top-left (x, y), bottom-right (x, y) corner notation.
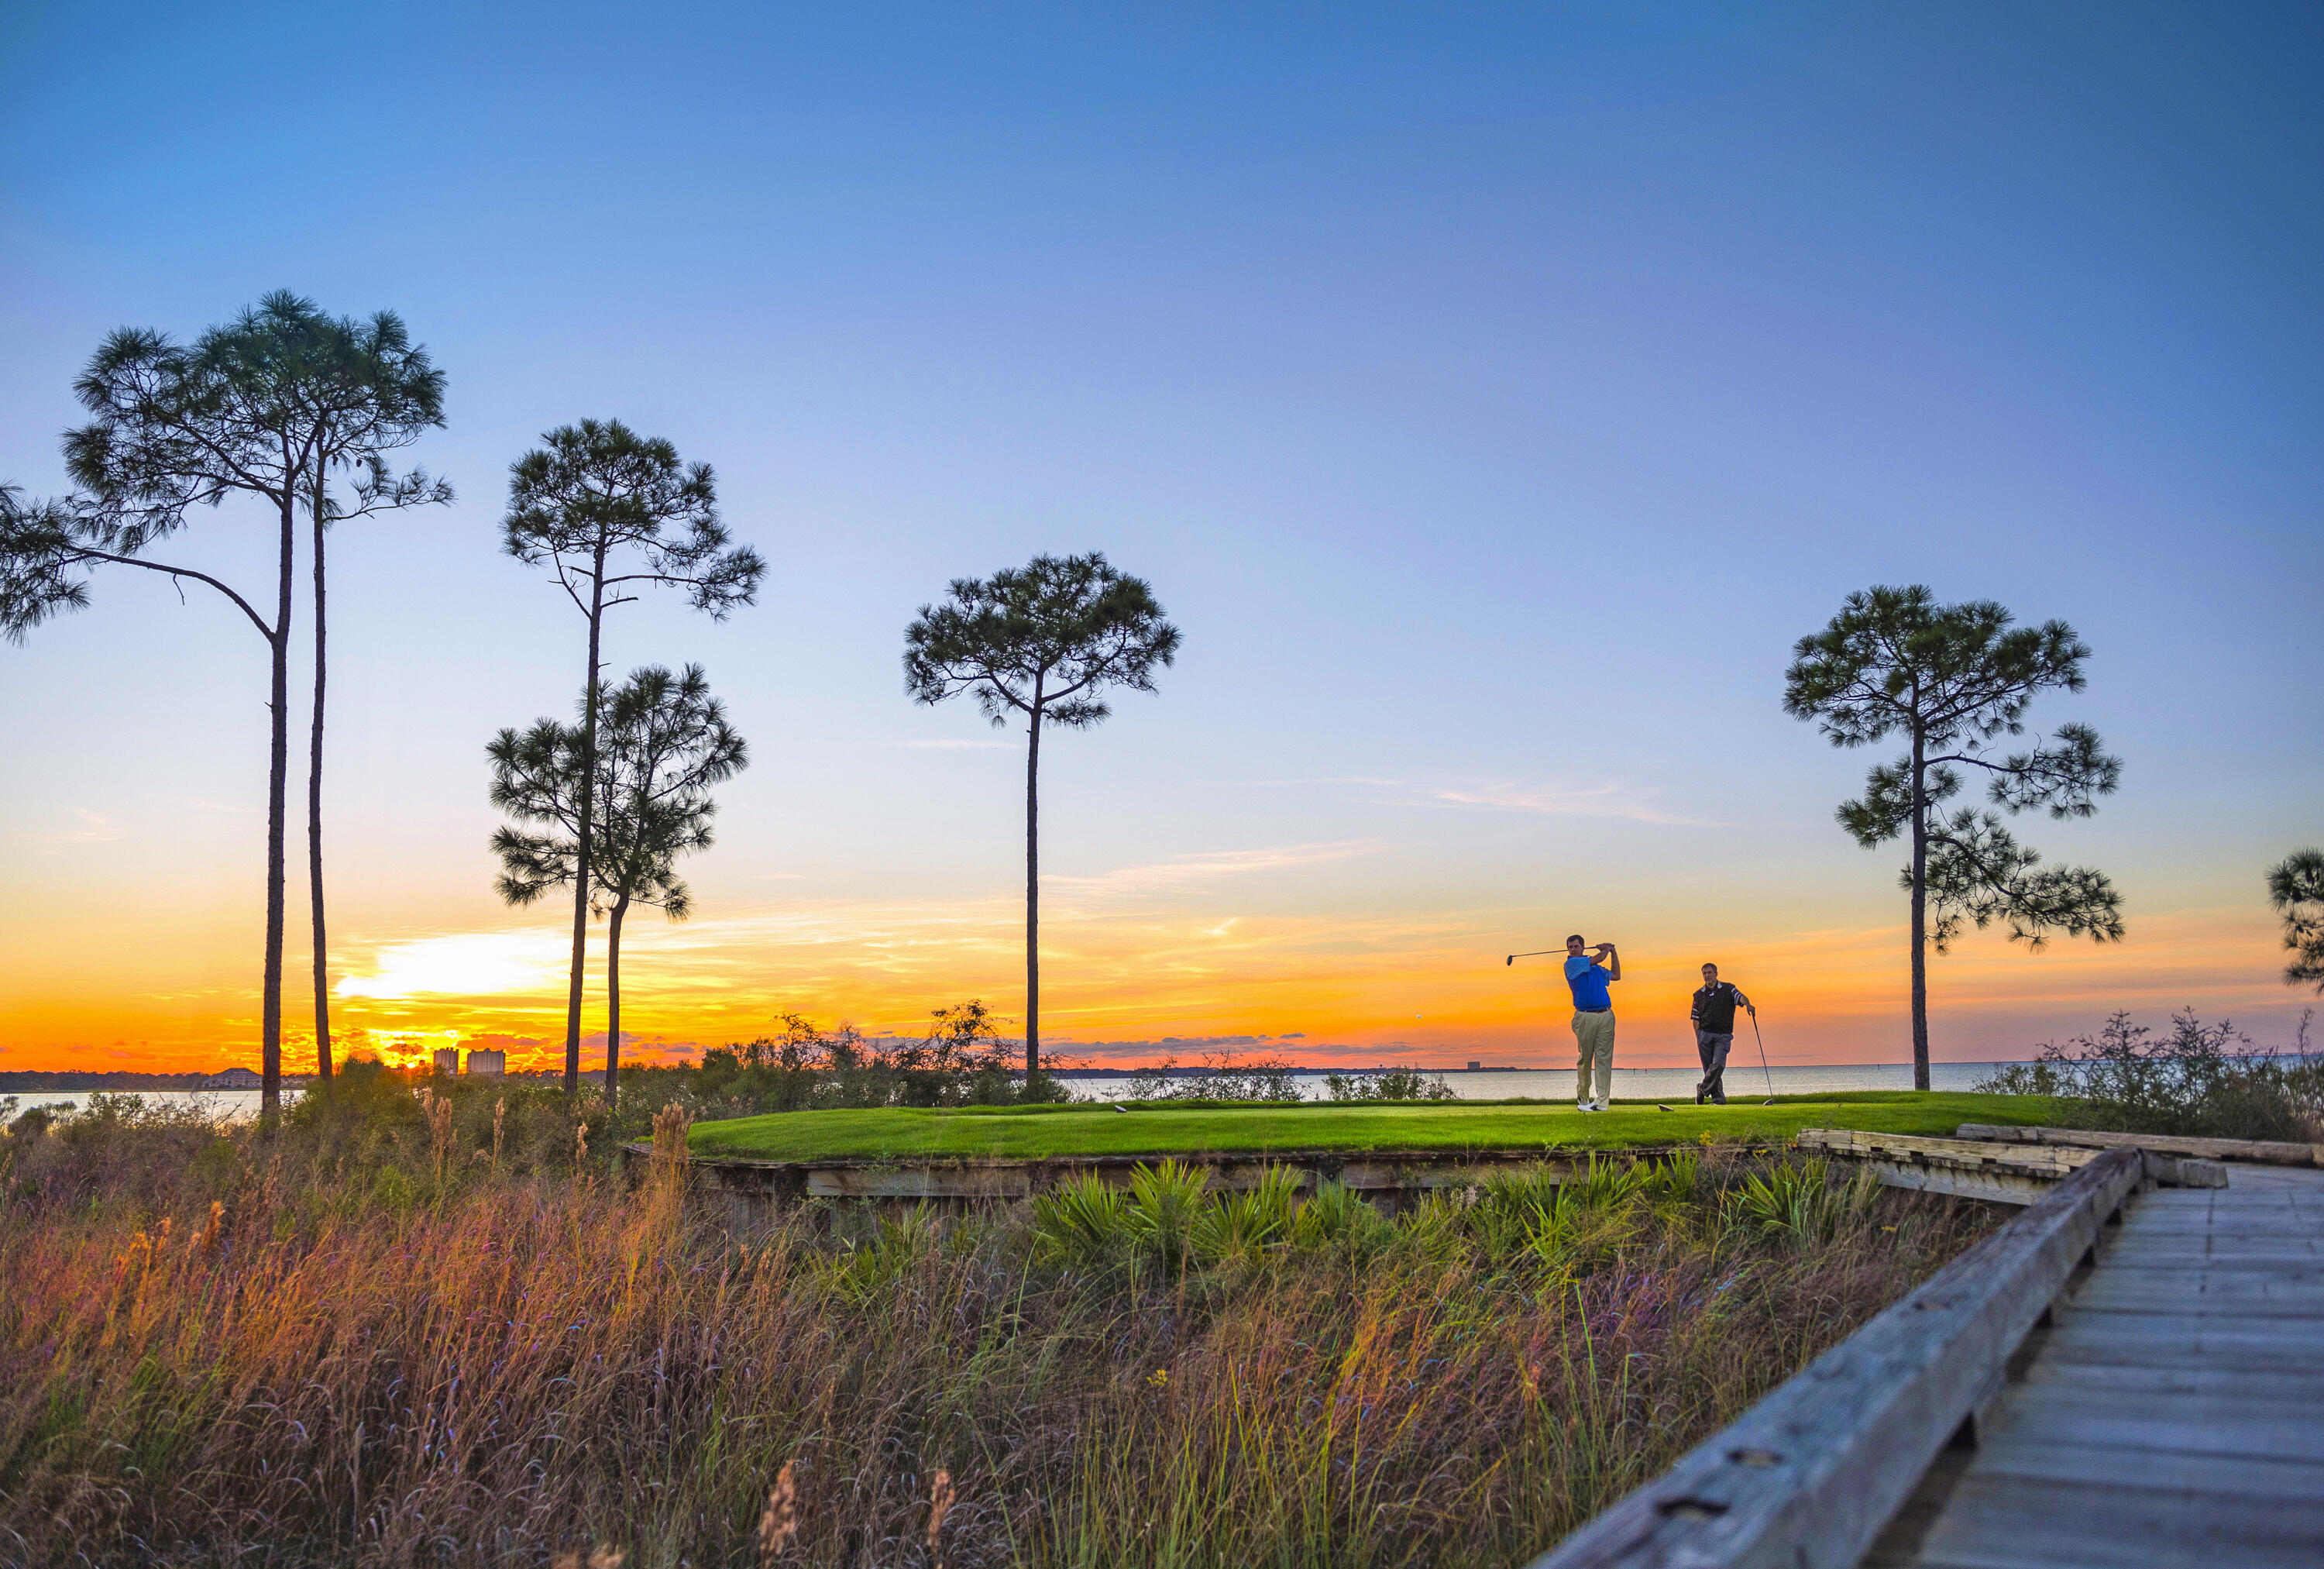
top-left (1957, 1123), bottom-right (2323, 1168)
top-left (665, 1141), bottom-right (1727, 1209)
top-left (1799, 1128), bottom-right (2223, 1204)
top-left (1522, 1148), bottom-right (2146, 1569)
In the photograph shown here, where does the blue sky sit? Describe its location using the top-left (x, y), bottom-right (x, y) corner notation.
top-left (3, 2), bottom-right (2319, 1070)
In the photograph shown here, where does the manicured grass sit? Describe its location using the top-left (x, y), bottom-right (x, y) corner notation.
top-left (688, 1089), bottom-right (2064, 1161)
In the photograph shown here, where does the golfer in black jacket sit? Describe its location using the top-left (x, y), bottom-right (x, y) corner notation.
top-left (1690, 964), bottom-right (1754, 1105)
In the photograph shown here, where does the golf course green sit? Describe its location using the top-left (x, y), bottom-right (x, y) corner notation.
top-left (687, 1090), bottom-right (2064, 1162)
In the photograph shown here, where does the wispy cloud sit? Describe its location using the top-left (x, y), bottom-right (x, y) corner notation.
top-left (1047, 841), bottom-right (1386, 896)
top-left (1415, 781), bottom-right (1718, 827)
top-left (22, 808), bottom-right (127, 854)
top-left (1206, 773), bottom-right (1715, 826)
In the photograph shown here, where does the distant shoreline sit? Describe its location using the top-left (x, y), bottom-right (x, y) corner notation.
top-left (5, 1061), bottom-right (2042, 1094)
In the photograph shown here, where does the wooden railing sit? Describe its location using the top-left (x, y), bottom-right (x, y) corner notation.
top-left (1523, 1147), bottom-right (2144, 1569)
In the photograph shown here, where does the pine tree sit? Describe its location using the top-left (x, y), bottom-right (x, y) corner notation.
top-left (904, 552), bottom-right (1179, 1084)
top-left (1785, 585), bottom-right (2124, 1089)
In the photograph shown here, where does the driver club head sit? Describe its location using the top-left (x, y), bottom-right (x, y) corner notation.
top-left (1504, 955), bottom-right (1514, 965)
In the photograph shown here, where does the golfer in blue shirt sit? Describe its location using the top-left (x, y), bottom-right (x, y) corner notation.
top-left (1564, 934), bottom-right (1620, 1111)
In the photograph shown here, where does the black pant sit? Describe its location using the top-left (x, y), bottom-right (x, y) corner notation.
top-left (1695, 1029), bottom-right (1732, 1103)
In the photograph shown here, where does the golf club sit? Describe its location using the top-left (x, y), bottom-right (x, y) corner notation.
top-left (1506, 942), bottom-right (1611, 965)
top-left (1749, 1011), bottom-right (1776, 1103)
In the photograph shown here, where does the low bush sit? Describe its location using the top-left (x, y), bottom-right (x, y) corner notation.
top-left (1323, 1065), bottom-right (1459, 1102)
top-left (1030, 1169), bottom-right (1130, 1268)
top-left (1977, 1009), bottom-right (2322, 1141)
top-left (639, 1000), bottom-right (1071, 1127)
top-left (1124, 1157), bottom-right (1212, 1275)
top-left (1731, 1158), bottom-right (1880, 1248)
top-left (1119, 1048), bottom-right (1302, 1103)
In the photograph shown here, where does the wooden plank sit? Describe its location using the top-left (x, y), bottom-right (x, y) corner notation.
top-left (2071, 1290), bottom-right (2324, 1320)
top-left (2040, 1322), bottom-right (2324, 1375)
top-left (2130, 1190), bottom-right (2324, 1211)
top-left (1904, 1471), bottom-right (2324, 1569)
top-left (2215, 1167), bottom-right (2324, 1194)
top-left (1968, 1434), bottom-right (2324, 1503)
top-left (2093, 1257), bottom-right (2324, 1281)
top-left (1521, 1149), bottom-right (2144, 1569)
top-left (2116, 1240), bottom-right (2324, 1260)
top-left (2119, 1208), bottom-right (2321, 1228)
top-left (2109, 1234), bottom-right (2320, 1251)
top-left (2073, 1261), bottom-right (2324, 1291)
top-left (2022, 1360), bottom-right (2324, 1402)
top-left (1957, 1123), bottom-right (2323, 1168)
top-left (2049, 1305), bottom-right (2324, 1344)
top-left (1987, 1385), bottom-right (2324, 1461)
top-left (2074, 1270), bottom-right (2324, 1301)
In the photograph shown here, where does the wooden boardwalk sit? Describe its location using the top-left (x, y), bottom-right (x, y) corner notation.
top-left (1866, 1162), bottom-right (2324, 1569)
top-left (1528, 1141), bottom-right (2324, 1569)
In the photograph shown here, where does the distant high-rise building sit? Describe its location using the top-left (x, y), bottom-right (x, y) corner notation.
top-left (466, 1049), bottom-right (507, 1077)
top-left (433, 1047), bottom-right (459, 1075)
top-left (1467, 1060), bottom-right (1482, 1072)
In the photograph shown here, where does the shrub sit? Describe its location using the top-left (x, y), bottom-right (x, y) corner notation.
top-left (1289, 1178), bottom-right (1384, 1253)
top-left (1121, 1048), bottom-right (1301, 1103)
top-left (1732, 1158), bottom-right (1878, 1248)
top-left (1032, 1170), bottom-right (1132, 1268)
top-left (1322, 1065), bottom-right (1459, 1101)
top-left (1644, 1148), bottom-right (1700, 1204)
top-left (1124, 1158), bottom-right (1211, 1275)
top-left (1194, 1165), bottom-right (1302, 1264)
top-left (678, 1001), bottom-right (1061, 1123)
top-left (1976, 1009), bottom-right (2322, 1141)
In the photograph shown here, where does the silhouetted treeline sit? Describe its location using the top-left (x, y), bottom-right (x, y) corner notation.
top-left (0, 1071), bottom-right (307, 1092)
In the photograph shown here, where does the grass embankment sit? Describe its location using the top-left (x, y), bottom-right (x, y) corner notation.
top-left (0, 1090), bottom-right (2000, 1568)
top-left (691, 1089), bottom-right (2064, 1162)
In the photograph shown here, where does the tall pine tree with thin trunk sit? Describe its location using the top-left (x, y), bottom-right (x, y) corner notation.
top-left (903, 552), bottom-right (1179, 1085)
top-left (294, 310), bottom-right (450, 1079)
top-left (1785, 585), bottom-right (2125, 1089)
top-left (503, 421), bottom-right (762, 1097)
top-left (2, 294), bottom-right (444, 1116)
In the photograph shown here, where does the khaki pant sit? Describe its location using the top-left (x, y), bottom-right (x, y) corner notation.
top-left (1572, 1010), bottom-right (1614, 1103)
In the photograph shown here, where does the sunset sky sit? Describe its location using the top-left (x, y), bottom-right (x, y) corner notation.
top-left (4, 4), bottom-right (2319, 1075)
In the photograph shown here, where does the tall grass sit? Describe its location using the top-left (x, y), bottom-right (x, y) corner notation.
top-left (0, 1090), bottom-right (1996, 1568)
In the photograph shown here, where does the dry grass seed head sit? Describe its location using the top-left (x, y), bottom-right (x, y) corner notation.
top-left (928, 1468), bottom-right (954, 1565)
top-left (549, 1549), bottom-right (622, 1569)
top-left (757, 1460), bottom-right (799, 1564)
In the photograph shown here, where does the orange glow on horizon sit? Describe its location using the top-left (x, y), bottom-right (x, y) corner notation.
top-left (4, 896), bottom-right (2306, 1077)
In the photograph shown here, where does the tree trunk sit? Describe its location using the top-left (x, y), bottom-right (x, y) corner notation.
top-left (606, 893), bottom-right (628, 1116)
top-left (1909, 727), bottom-right (1930, 1092)
top-left (307, 485), bottom-right (332, 1079)
top-left (1024, 702), bottom-right (1041, 1087)
top-left (564, 554), bottom-right (607, 1099)
top-left (260, 489), bottom-right (295, 1120)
